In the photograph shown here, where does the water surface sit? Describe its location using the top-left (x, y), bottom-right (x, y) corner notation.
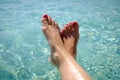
top-left (0, 0), bottom-right (120, 80)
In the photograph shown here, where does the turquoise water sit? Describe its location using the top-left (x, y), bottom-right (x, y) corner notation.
top-left (0, 0), bottom-right (120, 80)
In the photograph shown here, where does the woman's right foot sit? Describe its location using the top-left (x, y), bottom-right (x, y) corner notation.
top-left (61, 22), bottom-right (79, 59)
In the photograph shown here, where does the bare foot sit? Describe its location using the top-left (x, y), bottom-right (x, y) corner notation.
top-left (61, 22), bottom-right (79, 59)
top-left (41, 14), bottom-right (64, 66)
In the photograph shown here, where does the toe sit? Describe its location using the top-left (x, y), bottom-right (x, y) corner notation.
top-left (47, 15), bottom-right (60, 29)
top-left (67, 23), bottom-right (72, 37)
top-left (73, 22), bottom-right (79, 31)
top-left (62, 28), bottom-right (67, 39)
top-left (51, 19), bottom-right (55, 26)
top-left (43, 14), bottom-right (48, 19)
top-left (45, 15), bottom-right (54, 25)
top-left (74, 22), bottom-right (79, 37)
top-left (41, 18), bottom-right (47, 24)
top-left (69, 22), bottom-right (73, 33)
top-left (55, 23), bottom-right (59, 29)
top-left (66, 22), bottom-right (72, 30)
top-left (41, 14), bottom-right (50, 35)
top-left (66, 22), bottom-right (74, 37)
top-left (48, 16), bottom-right (52, 25)
top-left (73, 22), bottom-right (79, 39)
top-left (41, 14), bottom-right (49, 25)
top-left (69, 23), bottom-right (73, 31)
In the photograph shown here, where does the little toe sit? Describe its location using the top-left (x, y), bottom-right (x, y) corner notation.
top-left (55, 22), bottom-right (59, 29)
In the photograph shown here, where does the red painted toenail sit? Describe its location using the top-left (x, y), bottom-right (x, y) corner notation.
top-left (43, 14), bottom-right (48, 18)
top-left (73, 22), bottom-right (78, 25)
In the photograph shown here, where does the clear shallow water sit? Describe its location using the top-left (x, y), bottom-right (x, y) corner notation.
top-left (0, 0), bottom-right (120, 80)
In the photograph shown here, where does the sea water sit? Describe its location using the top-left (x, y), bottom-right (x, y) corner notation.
top-left (0, 0), bottom-right (120, 80)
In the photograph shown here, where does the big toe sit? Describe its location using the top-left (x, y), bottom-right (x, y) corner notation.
top-left (41, 14), bottom-right (49, 31)
top-left (41, 14), bottom-right (49, 25)
top-left (73, 22), bottom-right (79, 40)
top-left (73, 22), bottom-right (79, 32)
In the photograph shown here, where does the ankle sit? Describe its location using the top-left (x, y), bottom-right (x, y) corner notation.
top-left (56, 49), bottom-right (72, 67)
top-left (53, 46), bottom-right (74, 67)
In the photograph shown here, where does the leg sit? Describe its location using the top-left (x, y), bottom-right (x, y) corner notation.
top-left (41, 14), bottom-right (91, 80)
top-left (59, 22), bottom-right (91, 80)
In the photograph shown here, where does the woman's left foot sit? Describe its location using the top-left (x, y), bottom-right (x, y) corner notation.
top-left (41, 14), bottom-right (64, 66)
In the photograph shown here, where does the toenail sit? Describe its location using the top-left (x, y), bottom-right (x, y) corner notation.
top-left (73, 22), bottom-right (78, 25)
top-left (66, 24), bottom-right (69, 25)
top-left (43, 14), bottom-right (48, 18)
top-left (70, 22), bottom-right (72, 24)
